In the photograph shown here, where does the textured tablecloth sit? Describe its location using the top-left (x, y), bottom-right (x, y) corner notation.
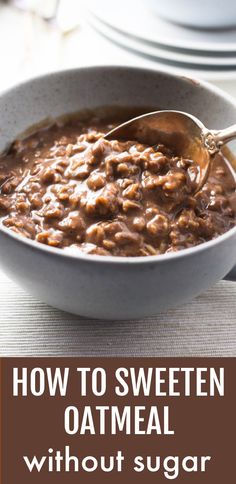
top-left (0, 3), bottom-right (236, 357)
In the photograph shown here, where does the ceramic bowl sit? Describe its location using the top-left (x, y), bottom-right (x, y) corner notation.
top-left (147, 0), bottom-right (236, 29)
top-left (0, 66), bottom-right (235, 319)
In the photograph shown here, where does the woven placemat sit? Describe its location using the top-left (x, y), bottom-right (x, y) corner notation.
top-left (0, 270), bottom-right (235, 357)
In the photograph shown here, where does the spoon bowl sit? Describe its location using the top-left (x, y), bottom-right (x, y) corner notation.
top-left (105, 110), bottom-right (236, 191)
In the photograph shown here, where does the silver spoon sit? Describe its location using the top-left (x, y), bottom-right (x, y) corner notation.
top-left (105, 110), bottom-right (236, 192)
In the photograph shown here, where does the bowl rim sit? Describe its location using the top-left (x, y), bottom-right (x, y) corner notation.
top-left (0, 64), bottom-right (236, 266)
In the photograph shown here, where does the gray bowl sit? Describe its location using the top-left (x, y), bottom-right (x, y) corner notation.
top-left (0, 66), bottom-right (236, 319)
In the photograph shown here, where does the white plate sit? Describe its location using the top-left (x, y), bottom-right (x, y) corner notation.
top-left (89, 15), bottom-right (236, 81)
top-left (89, 14), bottom-right (236, 67)
top-left (87, 0), bottom-right (236, 54)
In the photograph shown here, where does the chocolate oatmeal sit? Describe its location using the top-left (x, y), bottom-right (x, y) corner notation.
top-left (0, 110), bottom-right (235, 256)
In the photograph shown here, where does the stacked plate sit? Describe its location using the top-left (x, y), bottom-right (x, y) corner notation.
top-left (87, 0), bottom-right (236, 81)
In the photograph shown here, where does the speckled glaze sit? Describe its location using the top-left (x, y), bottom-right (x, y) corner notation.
top-left (0, 66), bottom-right (235, 319)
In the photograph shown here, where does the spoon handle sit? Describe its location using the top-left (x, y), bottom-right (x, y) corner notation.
top-left (203, 124), bottom-right (236, 154)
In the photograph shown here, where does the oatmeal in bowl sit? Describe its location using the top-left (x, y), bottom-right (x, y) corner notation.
top-left (0, 66), bottom-right (236, 318)
top-left (0, 109), bottom-right (235, 258)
